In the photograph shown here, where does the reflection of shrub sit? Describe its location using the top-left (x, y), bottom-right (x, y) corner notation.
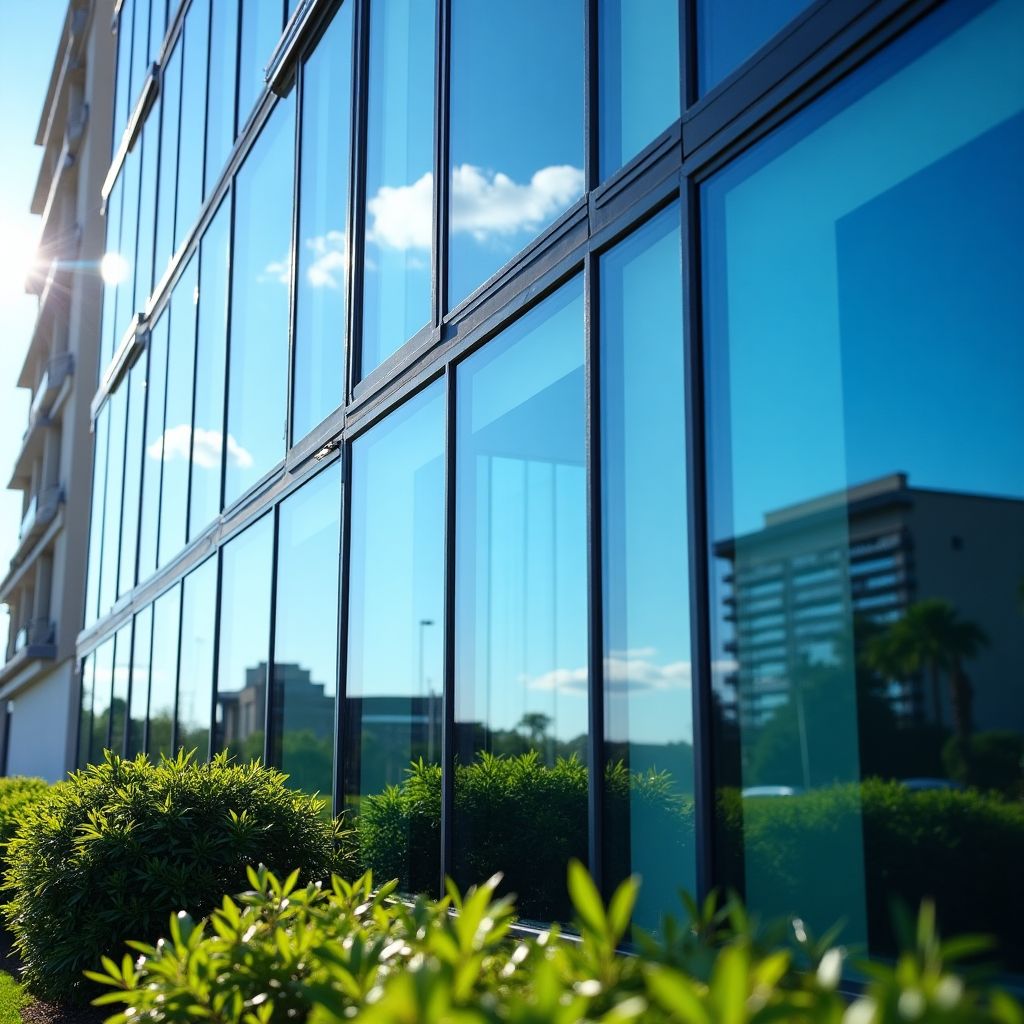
top-left (0, 776), bottom-right (49, 875)
top-left (2, 751), bottom-right (353, 1003)
top-left (357, 752), bottom-right (693, 921)
top-left (943, 731), bottom-right (1024, 796)
top-left (720, 780), bottom-right (1024, 969)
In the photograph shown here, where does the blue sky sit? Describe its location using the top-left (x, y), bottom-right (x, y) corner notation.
top-left (0, 1), bottom-right (67, 651)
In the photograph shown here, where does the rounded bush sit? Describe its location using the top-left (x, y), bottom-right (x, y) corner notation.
top-left (2, 750), bottom-right (353, 1003)
top-left (0, 776), bottom-right (49, 874)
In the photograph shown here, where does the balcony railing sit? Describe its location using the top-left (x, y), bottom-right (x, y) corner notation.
top-left (11, 618), bottom-right (56, 657)
top-left (28, 352), bottom-right (74, 426)
top-left (17, 485), bottom-right (62, 545)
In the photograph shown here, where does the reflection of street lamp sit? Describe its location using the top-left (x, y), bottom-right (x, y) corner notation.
top-left (419, 619), bottom-right (435, 762)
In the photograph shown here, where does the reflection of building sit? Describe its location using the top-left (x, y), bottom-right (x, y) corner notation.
top-left (715, 473), bottom-right (1024, 731)
top-left (218, 662), bottom-right (334, 750)
top-left (0, 1), bottom-right (113, 780)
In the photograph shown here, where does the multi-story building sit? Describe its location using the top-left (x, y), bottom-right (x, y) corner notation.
top-left (18, 0), bottom-right (1023, 975)
top-left (0, 0), bottom-right (113, 780)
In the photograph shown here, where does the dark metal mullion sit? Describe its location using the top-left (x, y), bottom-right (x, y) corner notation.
top-left (439, 362), bottom-right (456, 897)
top-left (264, 505), bottom-right (282, 767)
top-left (333, 440), bottom-right (354, 817)
top-left (584, 0), bottom-right (599, 194)
top-left (583, 251), bottom-right (605, 891)
top-left (680, 178), bottom-right (714, 902)
top-left (346, 0), bottom-right (370, 400)
top-left (433, 0), bottom-right (450, 326)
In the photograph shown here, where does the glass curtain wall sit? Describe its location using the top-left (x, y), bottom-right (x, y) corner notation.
top-left (177, 557), bottom-right (218, 758)
top-left (146, 584), bottom-right (181, 759)
top-left (127, 604), bottom-right (153, 757)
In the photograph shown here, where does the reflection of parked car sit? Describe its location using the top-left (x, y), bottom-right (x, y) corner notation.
top-left (741, 785), bottom-right (804, 798)
top-left (899, 777), bottom-right (965, 791)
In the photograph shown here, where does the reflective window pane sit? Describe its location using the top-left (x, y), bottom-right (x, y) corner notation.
top-left (225, 95), bottom-right (295, 505)
top-left (135, 112), bottom-right (159, 305)
top-left (345, 384), bottom-right (444, 892)
top-left (704, 0), bottom-right (1024, 967)
top-left (238, 0), bottom-right (283, 128)
top-left (98, 386), bottom-right (127, 618)
top-left (176, 0), bottom-right (210, 252)
top-left (293, 4), bottom-right (353, 442)
top-left (116, 145), bottom-right (142, 337)
top-left (127, 605), bottom-right (152, 757)
top-left (178, 557), bottom-right (218, 758)
top-left (130, 0), bottom-right (149, 110)
top-left (158, 258), bottom-right (198, 567)
top-left (273, 465), bottom-right (341, 801)
top-left (147, 584), bottom-right (180, 758)
top-left (189, 199), bottom-right (230, 538)
top-left (455, 281), bottom-right (587, 920)
top-left (599, 0), bottom-right (679, 178)
top-left (150, 0), bottom-right (167, 64)
top-left (154, 40), bottom-right (182, 281)
top-left (99, 177), bottom-right (123, 372)
top-left (600, 206), bottom-right (694, 931)
top-left (361, 0), bottom-right (434, 376)
top-left (138, 313), bottom-right (168, 582)
top-left (206, 0), bottom-right (239, 196)
top-left (84, 405), bottom-right (109, 628)
top-left (111, 622), bottom-right (133, 755)
top-left (78, 653), bottom-right (95, 767)
top-left (113, 2), bottom-right (134, 143)
top-left (698, 0), bottom-right (813, 95)
top-left (118, 357), bottom-right (146, 597)
top-left (448, 0), bottom-right (583, 309)
top-left (215, 515), bottom-right (274, 759)
top-left (90, 637), bottom-right (116, 761)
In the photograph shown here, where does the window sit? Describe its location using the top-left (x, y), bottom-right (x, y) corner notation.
top-left (84, 405), bottom-right (109, 628)
top-left (360, 0), bottom-right (434, 376)
top-left (345, 383), bottom-right (444, 890)
top-left (77, 653), bottom-right (95, 767)
top-left (89, 637), bottom-right (116, 762)
top-left (448, 0), bottom-right (583, 309)
top-left (127, 605), bottom-right (152, 756)
top-left (292, 3), bottom-right (354, 442)
top-left (215, 515), bottom-right (274, 759)
top-left (129, 0), bottom-right (149, 111)
top-left (138, 313), bottom-right (168, 582)
top-left (113, 1), bottom-right (135, 142)
top-left (598, 0), bottom-right (679, 177)
top-left (135, 111), bottom-right (160, 307)
top-left (704, 0), bottom-right (1024, 966)
top-left (206, 0), bottom-right (239, 196)
top-left (600, 206), bottom-right (695, 929)
top-left (189, 199), bottom-right (230, 539)
top-left (225, 95), bottom-right (295, 505)
top-left (454, 279), bottom-right (587, 920)
top-left (99, 176), bottom-right (123, 372)
top-left (98, 386), bottom-right (127, 618)
top-left (178, 557), bottom-right (218, 758)
top-left (111, 622), bottom-right (133, 755)
top-left (153, 39), bottom-right (182, 283)
top-left (238, 0), bottom-right (284, 128)
top-left (176, 0), bottom-right (210, 252)
top-left (117, 356), bottom-right (146, 597)
top-left (146, 584), bottom-right (181, 758)
top-left (273, 464), bottom-right (341, 802)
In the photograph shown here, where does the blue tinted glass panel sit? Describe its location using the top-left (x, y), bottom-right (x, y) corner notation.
top-left (98, 386), bottom-right (127, 618)
top-left (78, 653), bottom-right (95, 767)
top-left (189, 199), bottom-right (230, 538)
top-left (345, 384), bottom-right (444, 890)
top-left (138, 313), bottom-right (168, 582)
top-left (130, 0), bottom-right (149, 111)
top-left (293, 4), bottom-right (353, 441)
top-left (361, 0), bottom-right (434, 376)
top-left (273, 464), bottom-right (341, 801)
top-left (150, 0), bottom-right (166, 63)
top-left (454, 280), bottom-right (587, 920)
top-left (703, 0), bottom-right (1024, 968)
top-left (215, 515), bottom-right (274, 759)
top-left (238, 0), bottom-right (283, 128)
top-left (135, 112), bottom-right (159, 306)
top-left (113, 1), bottom-right (134, 143)
top-left (111, 622), bottom-right (133, 755)
top-left (154, 40), bottom-right (182, 281)
top-left (698, 0), bottom-right (813, 94)
top-left (127, 604), bottom-right (152, 756)
top-left (599, 0), bottom-right (679, 177)
top-left (448, 0), bottom-right (583, 309)
top-left (84, 406), bottom-right (109, 628)
top-left (158, 258), bottom-right (198, 567)
top-left (178, 557), bottom-right (217, 758)
top-left (206, 0), bottom-right (239, 195)
top-left (117, 145), bottom-right (142, 337)
top-left (118, 357), bottom-right (146, 597)
top-left (176, 0), bottom-right (210, 253)
top-left (225, 95), bottom-right (294, 504)
top-left (147, 584), bottom-right (180, 757)
top-left (90, 637), bottom-right (116, 761)
top-left (600, 207), bottom-right (694, 932)
top-left (99, 177), bottom-right (123, 372)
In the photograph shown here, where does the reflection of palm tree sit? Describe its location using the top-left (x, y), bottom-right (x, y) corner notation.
top-left (865, 598), bottom-right (987, 740)
top-left (517, 712), bottom-right (552, 746)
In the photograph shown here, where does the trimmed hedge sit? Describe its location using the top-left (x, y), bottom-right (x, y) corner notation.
top-left (1, 751), bottom-right (354, 1003)
top-left (0, 776), bottom-right (49, 875)
top-left (88, 863), bottom-right (1024, 1023)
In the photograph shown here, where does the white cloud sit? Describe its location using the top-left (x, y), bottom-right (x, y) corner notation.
top-left (364, 163), bottom-right (585, 253)
top-left (526, 656), bottom-right (740, 695)
top-left (147, 424), bottom-right (253, 470)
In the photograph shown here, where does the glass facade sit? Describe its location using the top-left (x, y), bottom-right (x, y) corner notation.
top-left (81, 0), bottom-right (1023, 970)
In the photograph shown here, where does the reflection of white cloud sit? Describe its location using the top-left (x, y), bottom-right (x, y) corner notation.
top-left (260, 255), bottom-right (292, 286)
top-left (147, 425), bottom-right (253, 470)
top-left (365, 163), bottom-right (585, 252)
top-left (304, 229), bottom-right (347, 289)
top-left (526, 655), bottom-right (739, 695)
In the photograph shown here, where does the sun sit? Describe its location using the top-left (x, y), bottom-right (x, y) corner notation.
top-left (0, 217), bottom-right (42, 309)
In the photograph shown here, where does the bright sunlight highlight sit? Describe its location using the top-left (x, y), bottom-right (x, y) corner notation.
top-left (0, 218), bottom-right (41, 308)
top-left (99, 250), bottom-right (129, 286)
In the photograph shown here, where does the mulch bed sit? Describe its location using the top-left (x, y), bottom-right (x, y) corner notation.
top-left (0, 931), bottom-right (105, 1024)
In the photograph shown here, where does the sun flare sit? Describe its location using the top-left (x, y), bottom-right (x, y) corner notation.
top-left (0, 218), bottom-right (41, 308)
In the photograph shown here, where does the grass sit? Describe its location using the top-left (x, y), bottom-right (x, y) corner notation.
top-left (0, 971), bottom-right (27, 1024)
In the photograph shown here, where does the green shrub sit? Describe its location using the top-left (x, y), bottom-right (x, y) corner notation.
top-left (357, 752), bottom-right (692, 920)
top-left (1, 750), bottom-right (354, 1003)
top-left (0, 776), bottom-right (49, 875)
top-left (89, 862), bottom-right (1024, 1024)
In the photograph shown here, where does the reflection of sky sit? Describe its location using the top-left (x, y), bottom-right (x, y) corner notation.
top-left (448, 0), bottom-right (583, 307)
top-left (178, 557), bottom-right (217, 746)
top-left (456, 281), bottom-right (587, 743)
top-left (348, 384), bottom-right (444, 699)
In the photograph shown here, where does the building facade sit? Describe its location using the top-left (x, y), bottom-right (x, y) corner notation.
top-left (72, 0), bottom-right (1023, 972)
top-left (0, 0), bottom-right (114, 780)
